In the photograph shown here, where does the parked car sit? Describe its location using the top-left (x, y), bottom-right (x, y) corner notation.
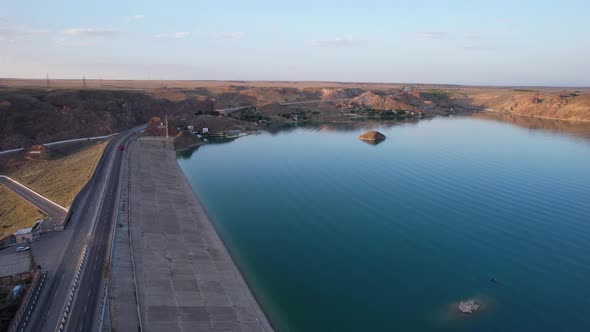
top-left (16, 246), bottom-right (30, 252)
top-left (119, 145), bottom-right (125, 151)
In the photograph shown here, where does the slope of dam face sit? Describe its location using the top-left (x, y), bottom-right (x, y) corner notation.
top-left (112, 137), bottom-right (273, 331)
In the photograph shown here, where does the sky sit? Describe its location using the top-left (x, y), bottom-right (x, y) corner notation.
top-left (1, 0), bottom-right (589, 86)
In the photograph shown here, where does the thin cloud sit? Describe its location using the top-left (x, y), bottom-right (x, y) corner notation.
top-left (131, 14), bottom-right (145, 20)
top-left (174, 32), bottom-right (190, 39)
top-left (62, 28), bottom-right (117, 36)
top-left (217, 32), bottom-right (245, 40)
top-left (153, 32), bottom-right (191, 39)
top-left (461, 43), bottom-right (494, 51)
top-left (464, 33), bottom-right (481, 40)
top-left (416, 31), bottom-right (446, 40)
top-left (0, 25), bottom-right (50, 43)
top-left (311, 37), bottom-right (366, 47)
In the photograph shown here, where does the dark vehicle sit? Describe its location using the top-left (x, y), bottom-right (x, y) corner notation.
top-left (119, 145), bottom-right (125, 151)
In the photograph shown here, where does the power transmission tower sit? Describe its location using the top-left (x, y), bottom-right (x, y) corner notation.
top-left (82, 75), bottom-right (87, 89)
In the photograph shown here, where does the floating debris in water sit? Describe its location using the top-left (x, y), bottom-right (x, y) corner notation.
top-left (458, 299), bottom-right (480, 314)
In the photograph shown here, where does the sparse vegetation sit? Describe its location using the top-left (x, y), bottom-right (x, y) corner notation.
top-left (427, 89), bottom-right (452, 99)
top-left (240, 113), bottom-right (269, 122)
top-left (0, 186), bottom-right (46, 239)
top-left (0, 141), bottom-right (108, 208)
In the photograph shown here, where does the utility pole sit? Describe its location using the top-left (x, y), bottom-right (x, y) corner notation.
top-left (82, 75), bottom-right (87, 89)
top-left (165, 115), bottom-right (169, 139)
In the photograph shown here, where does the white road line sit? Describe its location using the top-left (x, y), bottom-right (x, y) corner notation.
top-left (0, 147), bottom-right (24, 155)
top-left (43, 133), bottom-right (119, 147)
top-left (0, 175), bottom-right (68, 212)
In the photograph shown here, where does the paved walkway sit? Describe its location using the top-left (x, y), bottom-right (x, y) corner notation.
top-left (0, 175), bottom-right (68, 229)
top-left (111, 138), bottom-right (273, 332)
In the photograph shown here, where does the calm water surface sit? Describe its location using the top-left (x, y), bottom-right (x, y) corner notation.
top-left (177, 115), bottom-right (590, 332)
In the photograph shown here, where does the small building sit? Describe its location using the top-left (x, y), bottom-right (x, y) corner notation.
top-left (13, 227), bottom-right (40, 244)
top-left (202, 127), bottom-right (209, 134)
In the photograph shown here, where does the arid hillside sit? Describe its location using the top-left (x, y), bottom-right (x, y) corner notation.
top-left (1, 79), bottom-right (588, 150)
top-left (0, 88), bottom-right (212, 150)
top-left (463, 88), bottom-right (590, 122)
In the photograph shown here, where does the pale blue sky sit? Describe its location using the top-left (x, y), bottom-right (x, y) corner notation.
top-left (1, 0), bottom-right (588, 86)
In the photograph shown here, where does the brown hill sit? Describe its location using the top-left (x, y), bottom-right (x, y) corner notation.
top-left (320, 88), bottom-right (364, 100)
top-left (352, 91), bottom-right (415, 110)
top-left (465, 89), bottom-right (590, 122)
top-left (0, 88), bottom-right (208, 150)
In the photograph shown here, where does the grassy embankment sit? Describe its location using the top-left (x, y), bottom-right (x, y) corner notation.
top-left (0, 187), bottom-right (45, 239)
top-left (0, 141), bottom-right (107, 238)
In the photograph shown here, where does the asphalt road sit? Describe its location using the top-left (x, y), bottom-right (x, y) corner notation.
top-left (0, 175), bottom-right (68, 225)
top-left (24, 126), bottom-right (144, 332)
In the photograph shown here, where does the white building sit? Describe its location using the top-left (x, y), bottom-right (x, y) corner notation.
top-left (13, 227), bottom-right (40, 243)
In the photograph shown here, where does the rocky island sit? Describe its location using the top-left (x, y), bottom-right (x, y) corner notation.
top-left (358, 131), bottom-right (386, 142)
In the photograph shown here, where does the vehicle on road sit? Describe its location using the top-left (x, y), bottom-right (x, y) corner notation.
top-left (119, 145), bottom-right (125, 151)
top-left (16, 246), bottom-right (30, 252)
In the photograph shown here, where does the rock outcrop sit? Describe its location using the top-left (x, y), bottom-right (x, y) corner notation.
top-left (358, 131), bottom-right (386, 141)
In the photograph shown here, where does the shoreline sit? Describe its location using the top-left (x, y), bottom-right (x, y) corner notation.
top-left (482, 108), bottom-right (590, 123)
top-left (175, 156), bottom-right (277, 332)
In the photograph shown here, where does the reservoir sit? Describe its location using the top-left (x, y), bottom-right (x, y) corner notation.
top-left (177, 114), bottom-right (590, 332)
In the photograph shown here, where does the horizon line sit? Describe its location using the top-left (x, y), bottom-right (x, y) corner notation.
top-left (0, 77), bottom-right (588, 89)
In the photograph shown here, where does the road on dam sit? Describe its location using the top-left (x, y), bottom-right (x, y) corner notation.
top-left (24, 125), bottom-right (145, 332)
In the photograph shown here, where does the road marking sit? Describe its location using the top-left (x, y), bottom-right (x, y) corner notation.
top-left (84, 305), bottom-right (87, 313)
top-left (88, 290), bottom-right (91, 297)
top-left (0, 175), bottom-right (68, 212)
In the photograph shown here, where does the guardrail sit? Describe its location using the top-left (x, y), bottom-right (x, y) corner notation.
top-left (8, 270), bottom-right (46, 332)
top-left (0, 134), bottom-right (119, 155)
top-left (57, 246), bottom-right (88, 332)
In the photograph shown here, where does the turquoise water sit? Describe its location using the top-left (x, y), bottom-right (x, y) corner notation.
top-left (177, 116), bottom-right (590, 332)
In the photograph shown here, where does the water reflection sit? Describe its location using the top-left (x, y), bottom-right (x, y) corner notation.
top-left (265, 118), bottom-right (421, 134)
top-left (359, 139), bottom-right (385, 146)
top-left (178, 113), bottom-right (590, 159)
top-left (472, 111), bottom-right (590, 141)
